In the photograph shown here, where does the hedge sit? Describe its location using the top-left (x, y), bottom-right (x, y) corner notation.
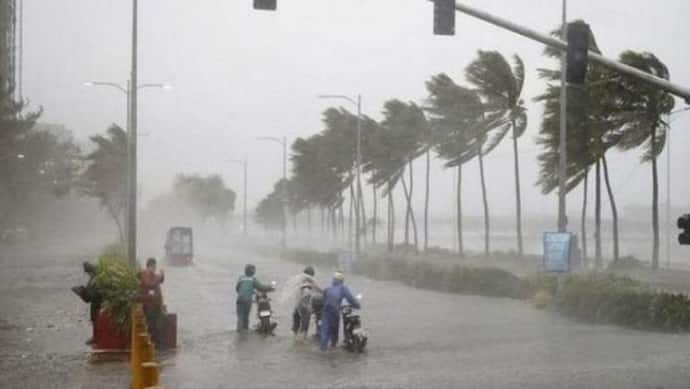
top-left (280, 248), bottom-right (690, 333)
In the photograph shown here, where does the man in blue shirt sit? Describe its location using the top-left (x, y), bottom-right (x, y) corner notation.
top-left (320, 270), bottom-right (360, 351)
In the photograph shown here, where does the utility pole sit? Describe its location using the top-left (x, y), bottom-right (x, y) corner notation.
top-left (558, 0), bottom-right (567, 232)
top-left (229, 157), bottom-right (248, 236)
top-left (127, 0), bottom-right (138, 267)
top-left (355, 94), bottom-right (362, 262)
top-left (282, 136), bottom-right (287, 250)
top-left (243, 157), bottom-right (248, 237)
top-left (257, 136), bottom-right (287, 250)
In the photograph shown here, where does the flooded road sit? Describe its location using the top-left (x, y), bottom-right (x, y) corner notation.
top-left (3, 242), bottom-right (690, 388)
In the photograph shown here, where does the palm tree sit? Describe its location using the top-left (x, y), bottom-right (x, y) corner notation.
top-left (425, 74), bottom-right (484, 257)
top-left (535, 25), bottom-right (624, 266)
top-left (465, 50), bottom-right (528, 257)
top-left (608, 51), bottom-right (675, 269)
top-left (361, 120), bottom-right (405, 252)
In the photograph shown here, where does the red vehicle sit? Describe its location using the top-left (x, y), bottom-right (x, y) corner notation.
top-left (164, 227), bottom-right (194, 265)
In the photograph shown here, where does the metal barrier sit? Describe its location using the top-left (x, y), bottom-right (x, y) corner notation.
top-left (130, 303), bottom-right (162, 389)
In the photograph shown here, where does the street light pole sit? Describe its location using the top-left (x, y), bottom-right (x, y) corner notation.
top-left (558, 0), bottom-right (567, 233)
top-left (317, 94), bottom-right (363, 262)
top-left (257, 136), bottom-right (287, 250)
top-left (128, 0), bottom-right (139, 267)
top-left (355, 95), bottom-right (362, 261)
top-left (229, 157), bottom-right (248, 237)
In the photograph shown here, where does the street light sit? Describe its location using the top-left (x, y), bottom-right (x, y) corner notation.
top-left (257, 136), bottom-right (287, 250)
top-left (84, 79), bottom-right (171, 266)
top-left (228, 157), bottom-right (248, 237)
top-left (665, 106), bottom-right (690, 268)
top-left (317, 94), bottom-right (363, 262)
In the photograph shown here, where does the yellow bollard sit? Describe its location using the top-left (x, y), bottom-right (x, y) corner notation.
top-left (141, 362), bottom-right (159, 387)
top-left (130, 303), bottom-right (163, 389)
top-left (130, 306), bottom-right (140, 389)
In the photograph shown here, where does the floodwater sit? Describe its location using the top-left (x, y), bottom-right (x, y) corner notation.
top-left (2, 240), bottom-right (690, 388)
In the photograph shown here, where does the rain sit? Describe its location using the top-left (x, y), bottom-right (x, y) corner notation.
top-left (2, 0), bottom-right (690, 388)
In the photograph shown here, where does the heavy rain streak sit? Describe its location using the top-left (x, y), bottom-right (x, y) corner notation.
top-left (3, 0), bottom-right (690, 388)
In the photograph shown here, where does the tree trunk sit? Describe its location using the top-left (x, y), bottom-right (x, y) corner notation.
top-left (358, 181), bottom-right (367, 246)
top-left (386, 185), bottom-right (392, 252)
top-left (349, 184), bottom-right (355, 250)
top-left (109, 207), bottom-right (125, 246)
top-left (408, 160), bottom-right (418, 252)
top-left (356, 170), bottom-right (366, 247)
top-left (511, 121), bottom-right (523, 257)
top-left (401, 164), bottom-right (419, 254)
top-left (403, 171), bottom-right (410, 251)
top-left (478, 152), bottom-right (490, 258)
top-left (372, 185), bottom-right (377, 245)
top-left (424, 149), bottom-right (431, 252)
top-left (307, 207), bottom-right (312, 233)
top-left (387, 180), bottom-right (395, 252)
top-left (330, 207), bottom-right (337, 242)
top-left (581, 170), bottom-right (588, 266)
top-left (339, 202), bottom-right (345, 247)
top-left (602, 155), bottom-right (619, 262)
top-left (320, 206), bottom-right (325, 233)
top-left (457, 164), bottom-right (464, 257)
top-left (595, 160), bottom-right (602, 268)
top-left (651, 124), bottom-right (660, 269)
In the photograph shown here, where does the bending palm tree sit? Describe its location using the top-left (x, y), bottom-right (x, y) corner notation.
top-left (465, 50), bottom-right (528, 258)
top-left (609, 51), bottom-right (675, 269)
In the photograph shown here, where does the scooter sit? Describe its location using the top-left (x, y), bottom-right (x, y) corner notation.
top-left (341, 294), bottom-right (367, 353)
top-left (255, 282), bottom-right (278, 335)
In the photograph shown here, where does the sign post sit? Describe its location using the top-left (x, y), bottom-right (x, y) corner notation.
top-left (543, 232), bottom-right (572, 273)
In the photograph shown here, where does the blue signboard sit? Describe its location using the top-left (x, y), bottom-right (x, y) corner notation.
top-left (543, 232), bottom-right (571, 273)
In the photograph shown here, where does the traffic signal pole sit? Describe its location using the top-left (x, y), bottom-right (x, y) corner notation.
top-left (558, 0), bottom-right (567, 233)
top-left (445, 1), bottom-right (690, 103)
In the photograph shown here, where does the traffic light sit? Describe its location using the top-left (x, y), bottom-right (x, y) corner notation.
top-left (678, 214), bottom-right (690, 245)
top-left (253, 0), bottom-right (276, 11)
top-left (433, 0), bottom-right (455, 36)
top-left (566, 21), bottom-right (590, 84)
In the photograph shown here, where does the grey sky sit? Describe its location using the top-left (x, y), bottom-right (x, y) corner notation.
top-left (22, 0), bottom-right (690, 223)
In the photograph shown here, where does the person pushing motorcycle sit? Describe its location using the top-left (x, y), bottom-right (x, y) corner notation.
top-left (235, 264), bottom-right (274, 332)
top-left (291, 266), bottom-right (323, 340)
top-left (319, 270), bottom-right (360, 351)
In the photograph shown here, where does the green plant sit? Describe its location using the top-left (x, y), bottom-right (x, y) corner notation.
top-left (93, 251), bottom-right (138, 332)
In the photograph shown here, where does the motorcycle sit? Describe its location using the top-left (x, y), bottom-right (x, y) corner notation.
top-left (341, 294), bottom-right (367, 353)
top-left (310, 294), bottom-right (324, 339)
top-left (255, 282), bottom-right (278, 335)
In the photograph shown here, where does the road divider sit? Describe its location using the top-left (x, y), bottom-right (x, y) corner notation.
top-left (130, 303), bottom-right (162, 389)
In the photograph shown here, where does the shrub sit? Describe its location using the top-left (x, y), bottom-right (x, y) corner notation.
top-left (93, 251), bottom-right (139, 332)
top-left (608, 255), bottom-right (647, 271)
top-left (276, 248), bottom-right (690, 333)
top-left (531, 289), bottom-right (553, 309)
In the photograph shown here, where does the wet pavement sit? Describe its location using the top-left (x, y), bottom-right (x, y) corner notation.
top-left (3, 241), bottom-right (690, 388)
